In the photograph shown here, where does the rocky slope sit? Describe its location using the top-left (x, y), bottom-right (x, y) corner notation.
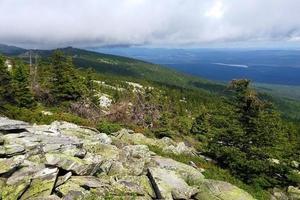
top-left (0, 117), bottom-right (256, 200)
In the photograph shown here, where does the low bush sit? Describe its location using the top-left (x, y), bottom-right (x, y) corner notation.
top-left (96, 121), bottom-right (122, 134)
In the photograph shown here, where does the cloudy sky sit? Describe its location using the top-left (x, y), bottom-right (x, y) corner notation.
top-left (1, 0), bottom-right (300, 49)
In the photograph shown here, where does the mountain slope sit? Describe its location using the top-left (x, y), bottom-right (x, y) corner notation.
top-left (40, 47), bottom-right (226, 93)
top-left (0, 44), bottom-right (26, 55)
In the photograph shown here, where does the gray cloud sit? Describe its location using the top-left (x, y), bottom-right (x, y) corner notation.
top-left (0, 0), bottom-right (300, 48)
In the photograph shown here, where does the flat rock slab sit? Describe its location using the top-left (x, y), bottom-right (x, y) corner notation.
top-left (20, 167), bottom-right (59, 199)
top-left (195, 179), bottom-right (255, 200)
top-left (0, 117), bottom-right (29, 131)
top-left (0, 155), bottom-right (24, 175)
top-left (45, 153), bottom-right (101, 176)
top-left (152, 156), bottom-right (205, 185)
top-left (147, 167), bottom-right (198, 200)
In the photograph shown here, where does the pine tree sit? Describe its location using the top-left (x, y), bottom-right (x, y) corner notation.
top-left (12, 63), bottom-right (35, 108)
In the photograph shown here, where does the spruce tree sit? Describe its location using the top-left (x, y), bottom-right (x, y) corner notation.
top-left (12, 63), bottom-right (35, 108)
top-left (50, 51), bottom-right (81, 102)
top-left (208, 79), bottom-right (290, 188)
top-left (0, 56), bottom-right (13, 107)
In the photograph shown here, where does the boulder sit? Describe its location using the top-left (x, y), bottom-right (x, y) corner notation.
top-left (20, 167), bottom-right (59, 199)
top-left (0, 117), bottom-right (29, 131)
top-left (271, 188), bottom-right (289, 200)
top-left (163, 142), bottom-right (195, 155)
top-left (152, 156), bottom-right (205, 185)
top-left (112, 175), bottom-right (156, 198)
top-left (288, 186), bottom-right (300, 200)
top-left (114, 145), bottom-right (151, 176)
top-left (0, 155), bottom-right (25, 175)
top-left (6, 164), bottom-right (45, 185)
top-left (55, 180), bottom-right (88, 198)
top-left (147, 167), bottom-right (198, 199)
top-left (1, 179), bottom-right (31, 200)
top-left (45, 153), bottom-right (101, 176)
top-left (96, 133), bottom-right (112, 144)
top-left (0, 144), bottom-right (25, 157)
top-left (194, 179), bottom-right (255, 200)
top-left (55, 172), bottom-right (72, 188)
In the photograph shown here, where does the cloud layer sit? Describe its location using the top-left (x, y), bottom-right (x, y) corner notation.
top-left (1, 0), bottom-right (300, 48)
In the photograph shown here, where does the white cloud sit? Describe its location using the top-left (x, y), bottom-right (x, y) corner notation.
top-left (0, 0), bottom-right (299, 48)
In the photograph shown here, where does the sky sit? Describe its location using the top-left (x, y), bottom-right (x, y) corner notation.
top-left (1, 0), bottom-right (300, 49)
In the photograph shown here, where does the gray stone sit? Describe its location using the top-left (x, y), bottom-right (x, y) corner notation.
top-left (194, 179), bottom-right (255, 200)
top-left (152, 156), bottom-right (205, 185)
top-left (0, 117), bottom-right (29, 131)
top-left (0, 144), bottom-right (25, 157)
top-left (0, 155), bottom-right (25, 175)
top-left (288, 186), bottom-right (300, 200)
top-left (1, 179), bottom-right (31, 200)
top-left (55, 172), bottom-right (72, 188)
top-left (97, 133), bottom-right (112, 144)
top-left (6, 164), bottom-right (45, 185)
top-left (21, 167), bottom-right (59, 199)
top-left (45, 153), bottom-right (101, 175)
top-left (147, 167), bottom-right (198, 200)
top-left (118, 145), bottom-right (152, 176)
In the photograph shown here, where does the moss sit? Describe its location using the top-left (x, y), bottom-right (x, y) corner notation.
top-left (1, 180), bottom-right (30, 200)
top-left (21, 178), bottom-right (56, 199)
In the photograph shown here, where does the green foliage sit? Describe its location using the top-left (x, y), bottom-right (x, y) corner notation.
top-left (96, 121), bottom-right (121, 134)
top-left (0, 56), bottom-right (14, 107)
top-left (49, 51), bottom-right (83, 102)
top-left (206, 79), bottom-right (295, 188)
top-left (11, 63), bottom-right (35, 108)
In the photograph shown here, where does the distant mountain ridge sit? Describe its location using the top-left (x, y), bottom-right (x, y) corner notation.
top-left (0, 44), bottom-right (26, 55)
top-left (0, 44), bottom-right (225, 94)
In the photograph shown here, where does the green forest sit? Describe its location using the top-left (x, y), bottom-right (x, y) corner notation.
top-left (1, 49), bottom-right (300, 199)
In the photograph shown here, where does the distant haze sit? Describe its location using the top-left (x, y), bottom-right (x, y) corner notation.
top-left (1, 0), bottom-right (300, 49)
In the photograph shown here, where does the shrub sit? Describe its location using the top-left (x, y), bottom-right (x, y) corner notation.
top-left (96, 121), bottom-right (121, 134)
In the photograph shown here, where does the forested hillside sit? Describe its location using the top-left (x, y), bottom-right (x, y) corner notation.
top-left (0, 48), bottom-right (300, 199)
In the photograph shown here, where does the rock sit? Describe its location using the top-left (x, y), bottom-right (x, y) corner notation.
top-left (292, 161), bottom-right (300, 169)
top-left (6, 164), bottom-right (45, 185)
top-left (0, 144), bottom-right (25, 157)
top-left (20, 167), bottom-right (59, 199)
top-left (113, 128), bottom-right (134, 137)
top-left (69, 176), bottom-right (106, 189)
top-left (84, 143), bottom-right (120, 160)
top-left (117, 145), bottom-right (151, 176)
top-left (1, 179), bottom-right (31, 200)
top-left (113, 175), bottom-right (156, 198)
top-left (152, 156), bottom-right (205, 185)
top-left (288, 186), bottom-right (300, 200)
top-left (97, 133), bottom-right (112, 144)
top-left (194, 179), bottom-right (255, 200)
top-left (55, 172), bottom-right (72, 188)
top-left (74, 148), bottom-right (87, 159)
top-left (147, 167), bottom-right (198, 199)
top-left (0, 135), bottom-right (4, 145)
top-left (32, 195), bottom-right (61, 200)
top-left (55, 180), bottom-right (88, 198)
top-left (42, 144), bottom-right (62, 153)
top-left (0, 117), bottom-right (29, 131)
top-left (163, 142), bottom-right (195, 155)
top-left (45, 153), bottom-right (101, 176)
top-left (0, 155), bottom-right (24, 175)
top-left (272, 188), bottom-right (289, 200)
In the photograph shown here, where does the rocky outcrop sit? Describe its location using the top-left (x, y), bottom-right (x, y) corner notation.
top-left (0, 117), bottom-right (255, 199)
